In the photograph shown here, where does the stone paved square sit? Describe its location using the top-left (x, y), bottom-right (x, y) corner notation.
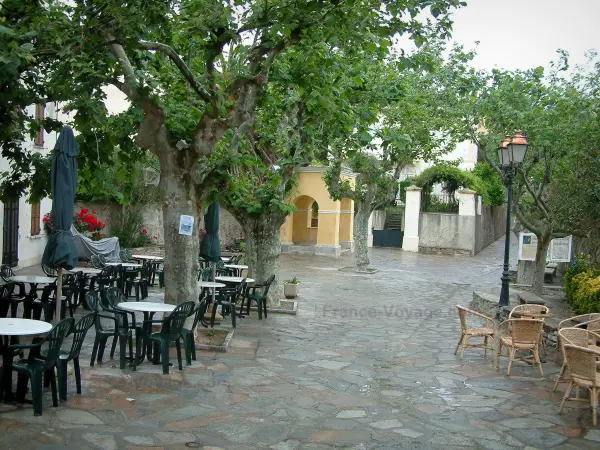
top-left (0, 239), bottom-right (597, 449)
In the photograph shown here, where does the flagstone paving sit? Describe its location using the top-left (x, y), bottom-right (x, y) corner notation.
top-left (1, 239), bottom-right (600, 449)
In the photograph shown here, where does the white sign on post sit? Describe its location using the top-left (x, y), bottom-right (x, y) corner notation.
top-left (518, 232), bottom-right (573, 262)
top-left (549, 236), bottom-right (572, 262)
top-left (178, 215), bottom-right (194, 236)
top-left (518, 232), bottom-right (538, 261)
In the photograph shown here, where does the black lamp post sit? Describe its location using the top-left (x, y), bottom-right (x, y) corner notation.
top-left (498, 131), bottom-right (529, 313)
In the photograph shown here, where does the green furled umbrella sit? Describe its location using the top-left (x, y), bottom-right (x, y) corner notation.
top-left (199, 203), bottom-right (221, 310)
top-left (42, 126), bottom-right (79, 322)
top-left (200, 202), bottom-right (221, 263)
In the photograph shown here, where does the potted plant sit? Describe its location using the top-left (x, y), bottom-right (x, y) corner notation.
top-left (284, 277), bottom-right (300, 299)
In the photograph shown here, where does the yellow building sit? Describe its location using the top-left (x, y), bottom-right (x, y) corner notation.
top-left (280, 166), bottom-right (356, 257)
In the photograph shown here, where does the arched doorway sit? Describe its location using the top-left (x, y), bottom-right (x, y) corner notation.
top-left (291, 195), bottom-right (318, 245)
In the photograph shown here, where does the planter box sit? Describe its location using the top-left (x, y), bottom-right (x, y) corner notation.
top-left (284, 283), bottom-right (300, 299)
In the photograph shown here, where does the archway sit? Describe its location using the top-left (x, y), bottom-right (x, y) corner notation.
top-left (291, 195), bottom-right (318, 245)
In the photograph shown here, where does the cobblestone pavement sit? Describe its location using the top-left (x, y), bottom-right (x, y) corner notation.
top-left (2, 239), bottom-right (600, 449)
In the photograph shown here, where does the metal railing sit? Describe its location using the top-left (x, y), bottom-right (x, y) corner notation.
top-left (421, 191), bottom-right (459, 213)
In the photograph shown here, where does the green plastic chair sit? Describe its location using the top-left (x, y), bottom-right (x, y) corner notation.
top-left (54, 313), bottom-right (96, 401)
top-left (244, 274), bottom-right (275, 320)
top-left (9, 318), bottom-right (74, 416)
top-left (102, 288), bottom-right (139, 369)
top-left (183, 290), bottom-right (209, 364)
top-left (147, 301), bottom-right (195, 374)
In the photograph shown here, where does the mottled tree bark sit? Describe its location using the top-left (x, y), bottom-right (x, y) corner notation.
top-left (354, 199), bottom-right (371, 269)
top-left (240, 214), bottom-right (286, 307)
top-left (158, 166), bottom-right (200, 307)
top-left (532, 233), bottom-right (551, 296)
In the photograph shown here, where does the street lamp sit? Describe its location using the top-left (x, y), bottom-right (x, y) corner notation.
top-left (498, 131), bottom-right (529, 313)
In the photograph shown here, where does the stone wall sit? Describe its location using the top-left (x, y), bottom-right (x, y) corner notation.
top-left (474, 205), bottom-right (506, 254)
top-left (418, 204), bottom-right (506, 256)
top-left (76, 201), bottom-right (244, 248)
top-left (199, 206), bottom-right (244, 247)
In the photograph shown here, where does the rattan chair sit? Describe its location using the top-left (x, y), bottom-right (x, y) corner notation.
top-left (509, 304), bottom-right (550, 354)
top-left (497, 318), bottom-right (545, 377)
top-left (558, 343), bottom-right (600, 426)
top-left (553, 327), bottom-right (600, 392)
top-left (454, 305), bottom-right (496, 361)
top-left (555, 314), bottom-right (600, 362)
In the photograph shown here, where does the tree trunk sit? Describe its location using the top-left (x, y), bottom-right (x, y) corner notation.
top-left (243, 215), bottom-right (285, 307)
top-left (531, 233), bottom-right (551, 295)
top-left (354, 200), bottom-right (371, 269)
top-left (160, 170), bottom-right (200, 306)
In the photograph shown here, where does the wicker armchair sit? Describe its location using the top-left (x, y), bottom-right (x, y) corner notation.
top-left (509, 304), bottom-right (550, 354)
top-left (558, 343), bottom-right (600, 426)
top-left (497, 318), bottom-right (545, 377)
top-left (555, 314), bottom-right (600, 361)
top-left (454, 305), bottom-right (496, 361)
top-left (553, 328), bottom-right (600, 393)
top-left (509, 304), bottom-right (550, 318)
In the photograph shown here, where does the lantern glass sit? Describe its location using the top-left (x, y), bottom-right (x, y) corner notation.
top-left (497, 146), bottom-right (511, 167)
top-left (509, 142), bottom-right (527, 163)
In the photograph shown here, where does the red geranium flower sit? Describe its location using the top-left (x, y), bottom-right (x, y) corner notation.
top-left (92, 210), bottom-right (97, 214)
top-left (81, 207), bottom-right (88, 214)
top-left (141, 228), bottom-right (147, 234)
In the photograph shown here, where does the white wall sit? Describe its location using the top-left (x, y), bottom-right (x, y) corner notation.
top-left (0, 104), bottom-right (64, 268)
top-left (399, 140), bottom-right (479, 182)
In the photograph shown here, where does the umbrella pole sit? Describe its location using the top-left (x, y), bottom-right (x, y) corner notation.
top-left (56, 267), bottom-right (63, 323)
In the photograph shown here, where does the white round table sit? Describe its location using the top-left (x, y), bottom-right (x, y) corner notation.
top-left (69, 267), bottom-right (102, 275)
top-left (117, 302), bottom-right (176, 365)
top-left (106, 262), bottom-right (142, 269)
top-left (0, 318), bottom-right (52, 336)
top-left (132, 255), bottom-right (164, 261)
top-left (216, 276), bottom-right (255, 284)
top-left (9, 276), bottom-right (56, 316)
top-left (198, 281), bottom-right (226, 289)
top-left (224, 264), bottom-right (248, 276)
top-left (117, 302), bottom-right (176, 313)
top-left (0, 319), bottom-right (52, 402)
top-left (9, 276), bottom-right (56, 284)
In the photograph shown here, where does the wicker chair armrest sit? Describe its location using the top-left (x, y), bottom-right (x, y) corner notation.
top-left (459, 306), bottom-right (497, 329)
top-left (577, 317), bottom-right (600, 329)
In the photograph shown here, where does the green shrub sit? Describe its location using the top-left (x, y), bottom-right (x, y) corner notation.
top-left (472, 162), bottom-right (505, 207)
top-left (110, 209), bottom-right (154, 248)
top-left (564, 253), bottom-right (595, 304)
top-left (570, 270), bottom-right (600, 314)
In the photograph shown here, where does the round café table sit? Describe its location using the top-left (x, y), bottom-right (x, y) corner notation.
top-left (0, 318), bottom-right (52, 402)
top-left (105, 262), bottom-right (142, 269)
top-left (117, 302), bottom-right (176, 364)
top-left (131, 255), bottom-right (163, 285)
top-left (69, 267), bottom-right (102, 275)
top-left (131, 255), bottom-right (164, 261)
top-left (215, 276), bottom-right (255, 284)
top-left (224, 264), bottom-right (248, 276)
top-left (9, 276), bottom-right (56, 318)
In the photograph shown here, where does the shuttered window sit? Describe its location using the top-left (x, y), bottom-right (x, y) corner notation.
top-left (31, 203), bottom-right (41, 235)
top-left (34, 104), bottom-right (44, 147)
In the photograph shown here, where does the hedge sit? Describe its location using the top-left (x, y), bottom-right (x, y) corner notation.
top-left (564, 254), bottom-right (600, 314)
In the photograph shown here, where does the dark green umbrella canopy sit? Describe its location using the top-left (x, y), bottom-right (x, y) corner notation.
top-left (42, 126), bottom-right (79, 270)
top-left (199, 203), bottom-right (221, 263)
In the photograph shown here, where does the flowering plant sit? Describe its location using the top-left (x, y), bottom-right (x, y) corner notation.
top-left (74, 207), bottom-right (106, 235)
top-left (42, 212), bottom-right (55, 233)
top-left (45, 208), bottom-right (107, 241)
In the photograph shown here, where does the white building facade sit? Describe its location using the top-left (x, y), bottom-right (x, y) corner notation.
top-left (0, 103), bottom-right (65, 268)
